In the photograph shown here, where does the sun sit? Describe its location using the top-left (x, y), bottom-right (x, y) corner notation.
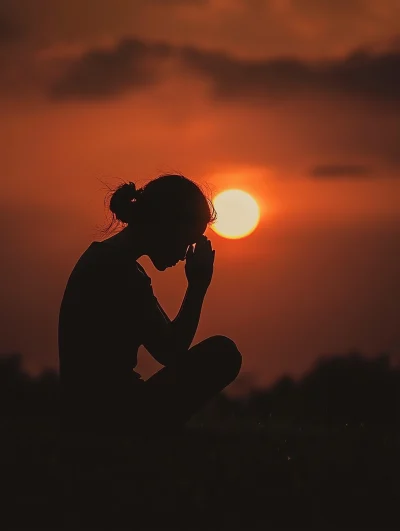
top-left (211, 189), bottom-right (260, 239)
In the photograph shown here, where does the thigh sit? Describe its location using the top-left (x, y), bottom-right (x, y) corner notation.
top-left (142, 337), bottom-right (218, 396)
top-left (144, 334), bottom-right (240, 390)
top-left (133, 336), bottom-right (241, 431)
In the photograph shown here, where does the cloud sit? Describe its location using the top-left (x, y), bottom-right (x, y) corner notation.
top-left (0, 13), bottom-right (24, 43)
top-left (48, 36), bottom-right (400, 106)
top-left (310, 164), bottom-right (372, 178)
top-left (181, 46), bottom-right (400, 105)
top-left (50, 38), bottom-right (173, 100)
top-left (151, 0), bottom-right (206, 3)
top-left (7, 0), bottom-right (400, 61)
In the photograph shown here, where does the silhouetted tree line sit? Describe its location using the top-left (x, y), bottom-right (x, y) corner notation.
top-left (241, 352), bottom-right (399, 427)
top-left (0, 353), bottom-right (59, 419)
top-left (0, 351), bottom-right (398, 428)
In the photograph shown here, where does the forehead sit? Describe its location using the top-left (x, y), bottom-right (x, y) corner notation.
top-left (176, 222), bottom-right (206, 242)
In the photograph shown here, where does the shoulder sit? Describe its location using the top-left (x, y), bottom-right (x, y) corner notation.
top-left (76, 242), bottom-right (152, 289)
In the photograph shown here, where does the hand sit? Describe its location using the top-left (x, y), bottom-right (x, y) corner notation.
top-left (185, 235), bottom-right (215, 293)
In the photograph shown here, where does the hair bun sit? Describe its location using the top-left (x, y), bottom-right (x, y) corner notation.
top-left (109, 181), bottom-right (138, 223)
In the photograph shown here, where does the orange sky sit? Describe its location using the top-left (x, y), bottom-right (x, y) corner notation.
top-left (1, 0), bottom-right (400, 392)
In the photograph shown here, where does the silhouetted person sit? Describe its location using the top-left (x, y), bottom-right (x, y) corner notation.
top-left (58, 174), bottom-right (242, 436)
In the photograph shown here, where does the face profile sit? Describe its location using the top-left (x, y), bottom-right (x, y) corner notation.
top-left (105, 174), bottom-right (214, 268)
top-left (146, 221), bottom-right (207, 271)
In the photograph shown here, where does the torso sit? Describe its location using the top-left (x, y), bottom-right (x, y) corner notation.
top-left (58, 240), bottom-right (152, 423)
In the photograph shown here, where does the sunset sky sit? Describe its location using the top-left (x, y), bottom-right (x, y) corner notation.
top-left (1, 0), bottom-right (399, 393)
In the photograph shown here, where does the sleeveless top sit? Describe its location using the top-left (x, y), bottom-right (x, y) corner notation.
top-left (58, 241), bottom-right (158, 428)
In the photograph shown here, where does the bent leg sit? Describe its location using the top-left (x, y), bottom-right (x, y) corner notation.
top-left (136, 335), bottom-right (242, 433)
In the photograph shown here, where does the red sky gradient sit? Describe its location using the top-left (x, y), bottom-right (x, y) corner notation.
top-left (1, 0), bottom-right (399, 393)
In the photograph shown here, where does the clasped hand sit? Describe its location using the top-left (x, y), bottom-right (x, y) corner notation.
top-left (184, 235), bottom-right (215, 293)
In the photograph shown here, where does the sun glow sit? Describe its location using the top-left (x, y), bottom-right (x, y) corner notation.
top-left (211, 189), bottom-right (261, 239)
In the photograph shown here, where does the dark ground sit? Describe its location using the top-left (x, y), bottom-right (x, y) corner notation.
top-left (1, 352), bottom-right (399, 530)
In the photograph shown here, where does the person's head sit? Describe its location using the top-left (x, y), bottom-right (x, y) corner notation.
top-left (104, 173), bottom-right (216, 270)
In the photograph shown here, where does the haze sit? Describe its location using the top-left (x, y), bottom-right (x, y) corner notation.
top-left (1, 0), bottom-right (399, 392)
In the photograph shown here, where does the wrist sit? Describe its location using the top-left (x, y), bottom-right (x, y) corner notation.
top-left (187, 282), bottom-right (208, 298)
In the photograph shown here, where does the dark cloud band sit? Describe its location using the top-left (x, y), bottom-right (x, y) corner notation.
top-left (310, 164), bottom-right (371, 178)
top-left (49, 36), bottom-right (400, 105)
top-left (0, 13), bottom-right (24, 43)
top-left (50, 38), bottom-right (172, 100)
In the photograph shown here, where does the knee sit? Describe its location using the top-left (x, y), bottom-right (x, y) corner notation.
top-left (206, 335), bottom-right (242, 381)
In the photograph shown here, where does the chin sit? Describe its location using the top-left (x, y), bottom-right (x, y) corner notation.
top-left (151, 259), bottom-right (168, 271)
top-left (152, 262), bottom-right (165, 271)
top-left (150, 255), bottom-right (177, 271)
top-left (158, 262), bottom-right (177, 271)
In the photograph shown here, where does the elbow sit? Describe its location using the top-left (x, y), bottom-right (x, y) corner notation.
top-left (146, 337), bottom-right (175, 366)
top-left (151, 347), bottom-right (171, 366)
top-left (152, 340), bottom-right (186, 367)
top-left (153, 342), bottom-right (184, 366)
top-left (145, 325), bottom-right (187, 366)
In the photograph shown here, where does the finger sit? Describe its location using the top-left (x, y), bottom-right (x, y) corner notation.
top-left (185, 245), bottom-right (194, 259)
top-left (197, 240), bottom-right (211, 258)
top-left (196, 235), bottom-right (208, 246)
top-left (193, 238), bottom-right (206, 255)
top-left (198, 238), bottom-right (212, 257)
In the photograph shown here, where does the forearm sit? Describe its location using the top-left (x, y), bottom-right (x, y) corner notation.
top-left (169, 284), bottom-right (206, 353)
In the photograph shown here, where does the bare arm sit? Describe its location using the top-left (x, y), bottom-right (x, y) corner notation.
top-left (142, 285), bottom-right (206, 365)
top-left (170, 284), bottom-right (206, 352)
top-left (141, 236), bottom-right (214, 365)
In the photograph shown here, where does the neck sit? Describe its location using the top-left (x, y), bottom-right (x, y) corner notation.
top-left (103, 226), bottom-right (145, 260)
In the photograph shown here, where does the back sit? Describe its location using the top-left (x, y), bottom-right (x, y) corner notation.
top-left (58, 241), bottom-right (153, 429)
